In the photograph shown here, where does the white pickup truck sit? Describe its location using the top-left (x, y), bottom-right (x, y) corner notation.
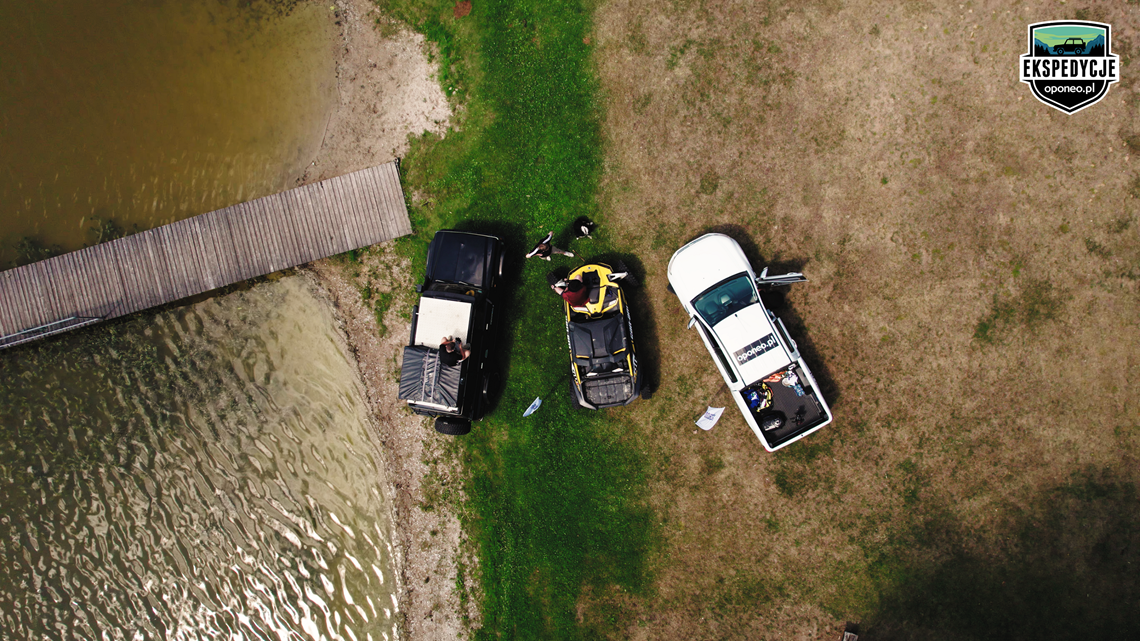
top-left (667, 233), bottom-right (833, 451)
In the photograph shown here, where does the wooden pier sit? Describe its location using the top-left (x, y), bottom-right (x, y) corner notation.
top-left (0, 161), bottom-right (411, 349)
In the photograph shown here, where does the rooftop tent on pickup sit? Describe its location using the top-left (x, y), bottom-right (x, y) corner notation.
top-left (398, 345), bottom-right (462, 411)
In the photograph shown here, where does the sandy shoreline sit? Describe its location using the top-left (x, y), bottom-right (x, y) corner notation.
top-left (294, 1), bottom-right (474, 639)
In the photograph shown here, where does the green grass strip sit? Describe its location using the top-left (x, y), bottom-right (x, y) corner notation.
top-left (381, 0), bottom-right (655, 636)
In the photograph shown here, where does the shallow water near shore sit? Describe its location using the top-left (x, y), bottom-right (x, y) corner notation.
top-left (0, 276), bottom-right (398, 639)
top-left (0, 0), bottom-right (337, 266)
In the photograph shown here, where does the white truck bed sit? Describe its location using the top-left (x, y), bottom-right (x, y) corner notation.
top-left (414, 297), bottom-right (472, 347)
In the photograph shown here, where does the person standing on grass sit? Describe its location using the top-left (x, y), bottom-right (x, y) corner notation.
top-left (525, 231), bottom-right (574, 261)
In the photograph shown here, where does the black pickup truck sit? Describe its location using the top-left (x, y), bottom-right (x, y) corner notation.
top-left (398, 230), bottom-right (504, 435)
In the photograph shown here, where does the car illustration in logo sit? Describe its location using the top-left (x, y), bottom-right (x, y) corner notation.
top-left (1052, 37), bottom-right (1086, 54)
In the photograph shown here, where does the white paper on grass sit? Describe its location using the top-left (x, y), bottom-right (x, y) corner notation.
top-left (695, 406), bottom-right (725, 431)
top-left (523, 397), bottom-right (542, 417)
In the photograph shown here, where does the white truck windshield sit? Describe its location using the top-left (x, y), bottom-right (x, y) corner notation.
top-left (693, 274), bottom-right (758, 326)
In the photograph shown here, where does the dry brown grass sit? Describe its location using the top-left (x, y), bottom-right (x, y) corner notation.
top-left (588, 0), bottom-right (1140, 638)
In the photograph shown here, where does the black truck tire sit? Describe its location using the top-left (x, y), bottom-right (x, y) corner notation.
top-left (435, 417), bottom-right (472, 435)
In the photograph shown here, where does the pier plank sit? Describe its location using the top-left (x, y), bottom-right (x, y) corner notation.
top-left (79, 247), bottom-right (111, 316)
top-left (0, 272), bottom-right (20, 335)
top-left (123, 235), bottom-right (156, 309)
top-left (204, 210), bottom-right (237, 287)
top-left (341, 174), bottom-right (372, 247)
top-left (336, 174), bottom-right (368, 247)
top-left (78, 247), bottom-right (111, 317)
top-left (275, 193), bottom-right (309, 266)
top-left (317, 181), bottom-right (350, 254)
top-left (285, 189), bottom-right (319, 265)
top-left (240, 200), bottom-right (267, 272)
top-left (180, 219), bottom-right (209, 293)
top-left (373, 164), bottom-right (405, 238)
top-left (0, 270), bottom-right (29, 334)
top-left (324, 181), bottom-right (356, 254)
top-left (362, 166), bottom-right (393, 241)
top-left (37, 262), bottom-right (65, 325)
top-left (11, 267), bottom-right (40, 330)
top-left (137, 232), bottom-right (168, 309)
top-left (259, 197), bottom-right (284, 271)
top-left (279, 193), bottom-right (309, 266)
top-left (369, 167), bottom-right (398, 241)
top-left (90, 241), bottom-right (124, 317)
top-left (358, 167), bottom-right (391, 241)
top-left (258, 197), bottom-right (288, 273)
top-left (101, 241), bottom-right (135, 317)
top-left (250, 199), bottom-right (278, 272)
top-left (155, 225), bottom-right (186, 302)
top-left (347, 171), bottom-right (379, 245)
top-left (45, 258), bottom-right (77, 322)
top-left (66, 251), bottom-right (94, 316)
top-left (144, 232), bottom-right (175, 307)
top-left (383, 163), bottom-right (412, 236)
top-left (171, 220), bottom-right (203, 296)
top-left (321, 179), bottom-right (354, 254)
top-left (22, 263), bottom-right (52, 327)
top-left (202, 216), bottom-right (227, 289)
top-left (346, 172), bottom-right (380, 243)
top-left (308, 183), bottom-right (340, 256)
top-left (243, 201), bottom-right (273, 278)
top-left (239, 202), bottom-right (266, 280)
top-left (54, 254), bottom-right (85, 316)
top-left (186, 218), bottom-right (216, 291)
top-left (299, 186), bottom-right (334, 259)
top-left (224, 204), bottom-right (255, 281)
top-left (232, 202), bottom-right (262, 278)
top-left (371, 165), bottom-right (399, 237)
top-left (86, 245), bottom-right (120, 318)
top-left (267, 195), bottom-right (299, 269)
top-left (4, 268), bottom-right (32, 333)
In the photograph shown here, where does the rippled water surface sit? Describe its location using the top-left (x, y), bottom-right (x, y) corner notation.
top-left (0, 0), bottom-right (337, 266)
top-left (0, 277), bottom-right (397, 640)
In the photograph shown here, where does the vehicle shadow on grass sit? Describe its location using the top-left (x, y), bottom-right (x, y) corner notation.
top-left (861, 465), bottom-right (1140, 640)
top-left (698, 223), bottom-right (841, 408)
top-left (585, 251), bottom-right (661, 398)
top-left (449, 219), bottom-right (527, 416)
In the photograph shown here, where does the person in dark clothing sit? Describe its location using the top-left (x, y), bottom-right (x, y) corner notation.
top-left (525, 231), bottom-right (574, 261)
top-left (439, 336), bottom-right (470, 366)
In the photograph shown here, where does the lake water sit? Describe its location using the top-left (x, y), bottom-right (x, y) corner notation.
top-left (0, 0), bottom-right (337, 266)
top-left (0, 276), bottom-right (398, 639)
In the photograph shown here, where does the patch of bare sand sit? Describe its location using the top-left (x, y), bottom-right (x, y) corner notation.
top-left (593, 0), bottom-right (1140, 638)
top-left (294, 2), bottom-right (474, 640)
top-left (302, 0), bottom-right (450, 183)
